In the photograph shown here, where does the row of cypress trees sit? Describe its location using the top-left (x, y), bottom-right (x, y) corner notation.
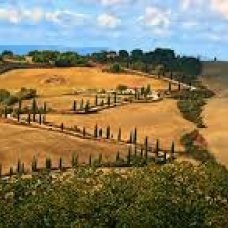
top-left (0, 142), bottom-right (175, 177)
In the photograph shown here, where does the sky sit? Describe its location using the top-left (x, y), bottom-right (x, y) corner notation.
top-left (0, 0), bottom-right (227, 59)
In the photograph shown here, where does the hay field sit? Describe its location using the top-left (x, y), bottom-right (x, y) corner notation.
top-left (201, 61), bottom-right (228, 167)
top-left (47, 99), bottom-right (194, 150)
top-left (0, 121), bottom-right (128, 174)
top-left (0, 67), bottom-right (168, 96)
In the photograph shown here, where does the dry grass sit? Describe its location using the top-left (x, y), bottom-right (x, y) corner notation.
top-left (200, 68), bottom-right (228, 168)
top-left (0, 121), bottom-right (128, 174)
top-left (47, 99), bottom-right (194, 151)
top-left (0, 67), bottom-right (168, 96)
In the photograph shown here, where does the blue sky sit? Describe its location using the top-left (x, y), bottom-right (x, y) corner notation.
top-left (0, 0), bottom-right (227, 59)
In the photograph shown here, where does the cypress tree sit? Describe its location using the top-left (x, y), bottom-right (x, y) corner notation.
top-left (95, 95), bottom-right (98, 106)
top-left (134, 145), bottom-right (137, 156)
top-left (0, 163), bottom-right (2, 178)
top-left (32, 98), bottom-right (37, 122)
top-left (118, 128), bottom-right (122, 141)
top-left (73, 100), bottom-right (77, 111)
top-left (9, 167), bottom-right (13, 177)
top-left (17, 159), bottom-right (22, 174)
top-left (170, 141), bottom-right (175, 161)
top-left (134, 88), bottom-right (137, 99)
top-left (4, 106), bottom-right (7, 119)
top-left (178, 81), bottom-right (181, 91)
top-left (59, 157), bottom-right (63, 171)
top-left (98, 153), bottom-right (102, 166)
top-left (89, 154), bottom-right (92, 166)
top-left (99, 128), bottom-right (103, 138)
top-left (17, 99), bottom-right (22, 122)
top-left (134, 128), bottom-right (137, 144)
top-left (164, 152), bottom-right (167, 163)
top-left (107, 94), bottom-right (111, 106)
top-left (32, 156), bottom-right (37, 172)
top-left (114, 92), bottom-right (117, 104)
top-left (116, 151), bottom-right (120, 162)
top-left (144, 136), bottom-right (149, 160)
top-left (140, 147), bottom-right (144, 158)
top-left (46, 157), bottom-right (52, 171)
top-left (43, 102), bottom-right (47, 123)
top-left (106, 126), bottom-right (111, 139)
top-left (71, 153), bottom-right (78, 168)
top-left (60, 123), bottom-right (64, 131)
top-left (21, 163), bottom-right (25, 175)
top-left (80, 99), bottom-right (84, 111)
top-left (168, 82), bottom-right (172, 92)
top-left (85, 100), bottom-right (90, 113)
top-left (28, 112), bottom-right (31, 124)
top-left (127, 147), bottom-right (131, 166)
top-left (94, 124), bottom-right (98, 138)
top-left (129, 131), bottom-right (132, 144)
top-left (156, 139), bottom-right (160, 153)
top-left (83, 127), bottom-right (86, 137)
top-left (155, 139), bottom-right (160, 162)
top-left (39, 112), bottom-right (42, 125)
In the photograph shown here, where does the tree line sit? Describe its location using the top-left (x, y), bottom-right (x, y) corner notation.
top-left (92, 48), bottom-right (202, 83)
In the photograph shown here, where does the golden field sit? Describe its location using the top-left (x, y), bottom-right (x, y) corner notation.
top-left (0, 67), bottom-right (194, 172)
top-left (0, 67), bottom-right (169, 96)
top-left (0, 120), bottom-right (128, 174)
top-left (47, 99), bottom-right (194, 151)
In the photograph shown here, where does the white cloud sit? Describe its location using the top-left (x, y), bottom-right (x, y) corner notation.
top-left (211, 0), bottom-right (228, 19)
top-left (46, 11), bottom-right (88, 27)
top-left (139, 6), bottom-right (171, 31)
top-left (0, 7), bottom-right (88, 27)
top-left (99, 0), bottom-right (124, 6)
top-left (180, 0), bottom-right (205, 10)
top-left (97, 13), bottom-right (121, 28)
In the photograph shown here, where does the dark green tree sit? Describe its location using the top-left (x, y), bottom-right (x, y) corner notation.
top-left (71, 153), bottom-right (78, 168)
top-left (107, 94), bottom-right (111, 106)
top-left (27, 112), bottom-right (31, 124)
top-left (73, 100), bottom-right (77, 111)
top-left (106, 126), bottom-right (111, 139)
top-left (17, 99), bottom-right (22, 122)
top-left (43, 102), bottom-right (47, 123)
top-left (83, 127), bottom-right (86, 137)
top-left (127, 147), bottom-right (132, 166)
top-left (59, 157), bottom-right (63, 171)
top-left (94, 124), bottom-right (98, 138)
top-left (144, 136), bottom-right (149, 161)
top-left (31, 156), bottom-right (38, 172)
top-left (85, 100), bottom-right (90, 113)
top-left (95, 95), bottom-right (98, 107)
top-left (118, 128), bottom-right (122, 141)
top-left (46, 157), bottom-right (52, 171)
top-left (32, 98), bottom-right (37, 122)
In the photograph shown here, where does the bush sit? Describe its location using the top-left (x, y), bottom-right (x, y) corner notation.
top-left (3, 95), bottom-right (18, 106)
top-left (0, 162), bottom-right (228, 227)
top-left (0, 89), bottom-right (10, 102)
top-left (109, 63), bottom-right (123, 73)
top-left (16, 88), bottom-right (37, 100)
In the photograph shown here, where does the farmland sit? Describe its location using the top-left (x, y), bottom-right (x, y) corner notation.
top-left (0, 66), bottom-right (193, 173)
top-left (200, 61), bottom-right (228, 168)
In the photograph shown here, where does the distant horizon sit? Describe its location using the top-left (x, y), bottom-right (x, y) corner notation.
top-left (0, 44), bottom-right (220, 61)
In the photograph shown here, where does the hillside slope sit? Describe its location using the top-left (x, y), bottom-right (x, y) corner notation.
top-left (201, 61), bottom-right (228, 167)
